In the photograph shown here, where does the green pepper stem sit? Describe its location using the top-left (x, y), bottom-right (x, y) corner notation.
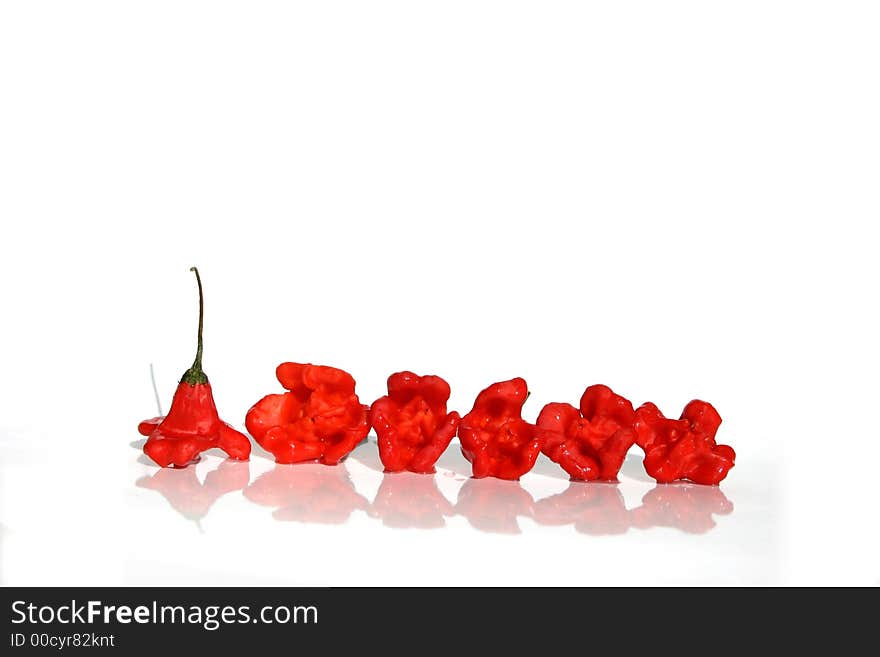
top-left (181, 266), bottom-right (209, 385)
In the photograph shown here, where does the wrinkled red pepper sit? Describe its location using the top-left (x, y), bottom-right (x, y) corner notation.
top-left (536, 384), bottom-right (636, 481)
top-left (458, 378), bottom-right (542, 480)
top-left (633, 400), bottom-right (735, 485)
top-left (245, 362), bottom-right (370, 464)
top-left (138, 267), bottom-right (251, 468)
top-left (370, 371), bottom-right (461, 473)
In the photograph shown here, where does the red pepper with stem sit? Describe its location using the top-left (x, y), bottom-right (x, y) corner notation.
top-left (138, 267), bottom-right (251, 468)
top-left (632, 400), bottom-right (735, 485)
top-left (370, 371), bottom-right (461, 473)
top-left (536, 384), bottom-right (637, 481)
top-left (458, 377), bottom-right (542, 480)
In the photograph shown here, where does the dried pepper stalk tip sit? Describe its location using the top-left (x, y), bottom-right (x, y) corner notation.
top-left (138, 267), bottom-right (251, 468)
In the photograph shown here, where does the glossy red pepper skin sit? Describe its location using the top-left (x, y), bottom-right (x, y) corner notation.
top-left (633, 400), bottom-right (735, 485)
top-left (139, 384), bottom-right (250, 467)
top-left (536, 384), bottom-right (636, 481)
top-left (245, 362), bottom-right (370, 465)
top-left (138, 268), bottom-right (251, 468)
top-left (370, 371), bottom-right (461, 473)
top-left (458, 378), bottom-right (542, 480)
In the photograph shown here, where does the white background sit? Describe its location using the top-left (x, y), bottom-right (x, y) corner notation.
top-left (1, 1), bottom-right (877, 585)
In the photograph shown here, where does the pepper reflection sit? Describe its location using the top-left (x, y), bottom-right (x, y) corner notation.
top-left (137, 437), bottom-right (733, 534)
top-left (459, 479), bottom-right (733, 535)
top-left (243, 462), bottom-right (368, 523)
top-left (136, 459), bottom-right (250, 525)
top-left (455, 478), bottom-right (535, 534)
top-left (629, 483), bottom-right (734, 534)
top-left (533, 483), bottom-right (629, 535)
top-left (369, 472), bottom-right (454, 529)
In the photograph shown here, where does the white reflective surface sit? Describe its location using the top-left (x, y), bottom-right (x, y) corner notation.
top-left (0, 427), bottom-right (782, 586)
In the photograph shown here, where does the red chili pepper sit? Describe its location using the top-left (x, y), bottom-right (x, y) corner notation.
top-left (138, 268), bottom-right (251, 468)
top-left (370, 371), bottom-right (461, 473)
top-left (536, 384), bottom-right (636, 481)
top-left (633, 400), bottom-right (735, 485)
top-left (245, 362), bottom-right (370, 464)
top-left (458, 378), bottom-right (542, 480)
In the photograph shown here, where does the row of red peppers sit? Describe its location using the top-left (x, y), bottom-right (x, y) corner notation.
top-left (139, 269), bottom-right (735, 485)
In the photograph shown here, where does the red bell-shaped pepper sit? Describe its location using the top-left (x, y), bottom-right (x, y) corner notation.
top-left (536, 384), bottom-right (636, 481)
top-left (370, 371), bottom-right (461, 473)
top-left (245, 362), bottom-right (370, 464)
top-left (138, 267), bottom-right (251, 468)
top-left (458, 377), bottom-right (542, 480)
top-left (633, 400), bottom-right (735, 485)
